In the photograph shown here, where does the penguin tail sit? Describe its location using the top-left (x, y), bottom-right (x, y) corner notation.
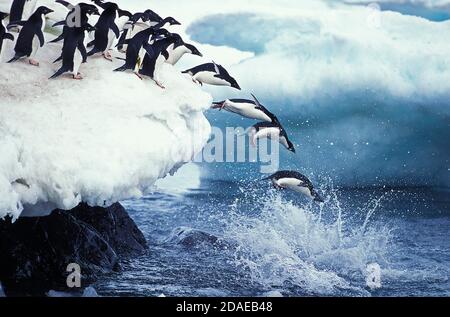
top-left (86, 40), bottom-right (95, 48)
top-left (115, 57), bottom-right (126, 61)
top-left (113, 64), bottom-right (128, 72)
top-left (7, 54), bottom-right (22, 63)
top-left (53, 56), bottom-right (63, 64)
top-left (181, 70), bottom-right (189, 74)
top-left (49, 34), bottom-right (64, 44)
top-left (49, 67), bottom-right (68, 79)
top-left (86, 47), bottom-right (100, 57)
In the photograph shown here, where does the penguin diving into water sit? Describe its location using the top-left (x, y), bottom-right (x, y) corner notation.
top-left (7, 0), bottom-right (37, 31)
top-left (86, 2), bottom-right (121, 61)
top-left (248, 121), bottom-right (296, 153)
top-left (212, 94), bottom-right (278, 123)
top-left (264, 171), bottom-right (324, 203)
top-left (0, 12), bottom-right (14, 56)
top-left (7, 6), bottom-right (54, 66)
top-left (182, 62), bottom-right (241, 90)
top-left (166, 38), bottom-right (202, 65)
top-left (50, 23), bottom-right (96, 80)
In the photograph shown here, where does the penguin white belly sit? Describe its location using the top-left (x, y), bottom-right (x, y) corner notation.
top-left (153, 54), bottom-right (166, 81)
top-left (72, 47), bottom-right (82, 76)
top-left (279, 136), bottom-right (290, 149)
top-left (194, 71), bottom-right (230, 86)
top-left (254, 128), bottom-right (281, 141)
top-left (277, 178), bottom-right (302, 188)
top-left (167, 46), bottom-right (187, 65)
top-left (106, 29), bottom-right (116, 51)
top-left (135, 47), bottom-right (146, 72)
top-left (227, 103), bottom-right (272, 122)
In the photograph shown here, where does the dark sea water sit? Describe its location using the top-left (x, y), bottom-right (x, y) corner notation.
top-left (94, 178), bottom-right (450, 297)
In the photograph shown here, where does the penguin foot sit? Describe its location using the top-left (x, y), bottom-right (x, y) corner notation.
top-left (103, 52), bottom-right (113, 61)
top-left (154, 80), bottom-right (165, 89)
top-left (73, 73), bottom-right (83, 80)
top-left (29, 59), bottom-right (39, 66)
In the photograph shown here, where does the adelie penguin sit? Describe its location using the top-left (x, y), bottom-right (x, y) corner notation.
top-left (86, 2), bottom-right (121, 61)
top-left (264, 171), bottom-right (324, 203)
top-left (182, 62), bottom-right (241, 90)
top-left (113, 27), bottom-right (169, 78)
top-left (7, 6), bottom-right (54, 66)
top-left (139, 34), bottom-right (183, 89)
top-left (0, 12), bottom-right (14, 57)
top-left (50, 23), bottom-right (96, 80)
top-left (248, 121), bottom-right (296, 152)
top-left (7, 0), bottom-right (37, 31)
top-left (166, 39), bottom-right (202, 65)
top-left (212, 94), bottom-right (277, 123)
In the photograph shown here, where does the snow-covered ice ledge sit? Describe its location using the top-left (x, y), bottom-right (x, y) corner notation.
top-left (0, 44), bottom-right (212, 220)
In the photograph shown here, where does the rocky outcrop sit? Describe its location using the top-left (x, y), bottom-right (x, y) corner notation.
top-left (0, 203), bottom-right (147, 296)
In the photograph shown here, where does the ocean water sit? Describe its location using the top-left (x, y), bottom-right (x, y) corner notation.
top-left (94, 178), bottom-right (450, 297)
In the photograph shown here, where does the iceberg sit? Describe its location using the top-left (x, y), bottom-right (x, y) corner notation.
top-left (0, 39), bottom-right (212, 220)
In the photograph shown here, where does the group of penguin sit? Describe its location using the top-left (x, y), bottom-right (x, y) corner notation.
top-left (0, 0), bottom-right (324, 204)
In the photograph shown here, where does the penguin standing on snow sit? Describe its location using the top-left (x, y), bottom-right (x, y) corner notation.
top-left (50, 23), bottom-right (96, 80)
top-left (0, 12), bottom-right (14, 56)
top-left (182, 62), bottom-right (241, 90)
top-left (212, 94), bottom-right (278, 123)
top-left (113, 27), bottom-right (169, 77)
top-left (7, 6), bottom-right (54, 66)
top-left (139, 34), bottom-right (182, 88)
top-left (86, 2), bottom-right (120, 61)
top-left (7, 0), bottom-right (37, 30)
top-left (248, 121), bottom-right (296, 152)
top-left (264, 171), bottom-right (324, 203)
top-left (166, 38), bottom-right (202, 65)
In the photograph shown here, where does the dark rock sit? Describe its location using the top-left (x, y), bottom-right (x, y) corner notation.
top-left (0, 202), bottom-right (147, 296)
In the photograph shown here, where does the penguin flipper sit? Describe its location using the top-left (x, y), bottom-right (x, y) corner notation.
top-left (113, 64), bottom-right (128, 72)
top-left (78, 42), bottom-right (88, 63)
top-left (52, 20), bottom-right (66, 28)
top-left (55, 0), bottom-right (72, 8)
top-left (37, 30), bottom-right (45, 47)
top-left (111, 23), bottom-right (120, 39)
top-left (49, 34), bottom-right (64, 43)
top-left (143, 43), bottom-right (154, 59)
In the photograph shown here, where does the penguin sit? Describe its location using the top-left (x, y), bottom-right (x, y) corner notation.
top-left (50, 23), bottom-right (95, 80)
top-left (139, 34), bottom-right (182, 88)
top-left (264, 171), bottom-right (324, 203)
top-left (166, 40), bottom-right (202, 65)
top-left (182, 62), bottom-right (241, 90)
top-left (212, 94), bottom-right (278, 123)
top-left (0, 12), bottom-right (14, 56)
top-left (248, 121), bottom-right (296, 152)
top-left (7, 0), bottom-right (37, 31)
top-left (86, 2), bottom-right (120, 61)
top-left (116, 12), bottom-right (149, 52)
top-left (113, 27), bottom-right (169, 77)
top-left (50, 3), bottom-right (99, 46)
top-left (7, 6), bottom-right (54, 66)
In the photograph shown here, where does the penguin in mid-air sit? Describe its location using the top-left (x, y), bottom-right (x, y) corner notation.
top-left (248, 121), bottom-right (296, 152)
top-left (0, 12), bottom-right (14, 56)
top-left (7, 6), bottom-right (54, 66)
top-left (166, 39), bottom-right (202, 65)
top-left (182, 62), bottom-right (241, 90)
top-left (264, 171), bottom-right (324, 203)
top-left (86, 2), bottom-right (121, 61)
top-left (139, 33), bottom-right (182, 88)
top-left (50, 23), bottom-right (96, 80)
top-left (212, 94), bottom-right (278, 123)
top-left (7, 0), bottom-right (37, 31)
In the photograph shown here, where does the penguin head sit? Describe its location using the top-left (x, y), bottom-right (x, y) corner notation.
top-left (163, 17), bottom-right (181, 26)
top-left (0, 12), bottom-right (8, 20)
top-left (36, 6), bottom-right (54, 16)
top-left (154, 28), bottom-right (170, 38)
top-left (227, 76), bottom-right (241, 90)
top-left (311, 189), bottom-right (324, 203)
top-left (185, 43), bottom-right (203, 57)
top-left (79, 4), bottom-right (100, 16)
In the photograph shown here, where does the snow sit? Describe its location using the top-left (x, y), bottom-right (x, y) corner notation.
top-left (0, 31), bottom-right (211, 219)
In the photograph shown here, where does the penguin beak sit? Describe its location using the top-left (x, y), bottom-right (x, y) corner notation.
top-left (211, 102), bottom-right (225, 110)
top-left (172, 19), bottom-right (181, 25)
